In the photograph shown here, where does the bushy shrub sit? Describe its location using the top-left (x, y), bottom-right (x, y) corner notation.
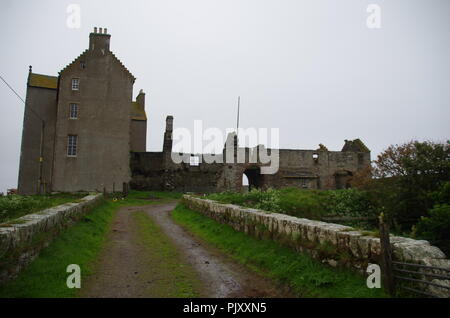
top-left (0, 193), bottom-right (85, 223)
top-left (323, 188), bottom-right (377, 218)
top-left (247, 188), bottom-right (282, 212)
top-left (0, 195), bottom-right (46, 222)
top-left (371, 141), bottom-right (450, 231)
top-left (415, 204), bottom-right (450, 255)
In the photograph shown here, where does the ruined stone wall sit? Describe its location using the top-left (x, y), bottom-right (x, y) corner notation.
top-left (130, 116), bottom-right (371, 193)
top-left (182, 195), bottom-right (450, 297)
top-left (258, 149), bottom-right (370, 190)
top-left (130, 147), bottom-right (370, 193)
top-left (130, 152), bottom-right (225, 192)
top-left (130, 120), bottom-right (147, 152)
top-left (0, 193), bottom-right (103, 284)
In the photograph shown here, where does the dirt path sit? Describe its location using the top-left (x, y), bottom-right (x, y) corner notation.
top-left (81, 201), bottom-right (290, 298)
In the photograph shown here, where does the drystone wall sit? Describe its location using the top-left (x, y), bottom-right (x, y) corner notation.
top-left (182, 195), bottom-right (450, 297)
top-left (0, 193), bottom-right (103, 284)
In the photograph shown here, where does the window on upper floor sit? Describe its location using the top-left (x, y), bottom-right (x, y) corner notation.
top-left (312, 153), bottom-right (319, 163)
top-left (80, 61), bottom-right (86, 69)
top-left (69, 103), bottom-right (78, 119)
top-left (71, 78), bottom-right (79, 90)
top-left (67, 135), bottom-right (78, 157)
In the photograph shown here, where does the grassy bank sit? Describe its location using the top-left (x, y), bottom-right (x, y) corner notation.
top-left (132, 211), bottom-right (202, 297)
top-left (206, 187), bottom-right (378, 229)
top-left (171, 204), bottom-right (387, 298)
top-left (0, 193), bottom-right (87, 223)
top-left (0, 191), bottom-right (180, 298)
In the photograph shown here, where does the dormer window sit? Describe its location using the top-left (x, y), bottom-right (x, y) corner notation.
top-left (71, 78), bottom-right (79, 90)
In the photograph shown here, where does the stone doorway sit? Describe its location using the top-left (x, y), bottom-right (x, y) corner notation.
top-left (243, 167), bottom-right (262, 191)
top-left (334, 170), bottom-right (353, 189)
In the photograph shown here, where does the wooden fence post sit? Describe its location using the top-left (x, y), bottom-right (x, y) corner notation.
top-left (379, 212), bottom-right (396, 296)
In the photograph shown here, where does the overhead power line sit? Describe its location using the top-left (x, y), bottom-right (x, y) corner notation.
top-left (0, 73), bottom-right (44, 122)
top-left (0, 74), bottom-right (26, 103)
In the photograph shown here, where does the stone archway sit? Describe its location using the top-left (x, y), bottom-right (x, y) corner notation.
top-left (243, 166), bottom-right (262, 191)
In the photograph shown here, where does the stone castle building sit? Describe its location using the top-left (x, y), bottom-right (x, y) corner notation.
top-left (130, 116), bottom-right (371, 193)
top-left (18, 28), bottom-right (147, 194)
top-left (18, 28), bottom-right (370, 194)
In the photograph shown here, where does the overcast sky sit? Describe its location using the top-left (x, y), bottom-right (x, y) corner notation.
top-left (1, 0), bottom-right (449, 193)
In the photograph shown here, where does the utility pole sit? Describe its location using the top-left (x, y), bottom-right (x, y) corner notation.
top-left (38, 120), bottom-right (45, 194)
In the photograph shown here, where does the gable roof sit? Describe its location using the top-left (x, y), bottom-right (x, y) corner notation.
top-left (58, 50), bottom-right (136, 83)
top-left (130, 102), bottom-right (147, 121)
top-left (28, 73), bottom-right (58, 89)
top-left (110, 52), bottom-right (136, 83)
top-left (58, 50), bottom-right (88, 75)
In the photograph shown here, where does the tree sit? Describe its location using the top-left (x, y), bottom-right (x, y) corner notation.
top-left (372, 140), bottom-right (450, 231)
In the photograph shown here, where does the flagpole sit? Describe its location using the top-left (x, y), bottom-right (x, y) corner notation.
top-left (236, 96), bottom-right (240, 134)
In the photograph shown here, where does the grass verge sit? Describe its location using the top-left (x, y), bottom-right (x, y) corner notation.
top-left (171, 204), bottom-right (388, 298)
top-left (0, 191), bottom-right (180, 298)
top-left (132, 211), bottom-right (202, 297)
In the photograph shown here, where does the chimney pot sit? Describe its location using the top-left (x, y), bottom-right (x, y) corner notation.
top-left (104, 28), bottom-right (107, 34)
top-left (94, 27), bottom-right (97, 33)
top-left (99, 27), bottom-right (103, 33)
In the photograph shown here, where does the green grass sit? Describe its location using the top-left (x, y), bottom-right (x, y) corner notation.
top-left (0, 193), bottom-right (87, 223)
top-left (132, 211), bottom-right (202, 297)
top-left (0, 191), bottom-right (180, 298)
top-left (171, 204), bottom-right (388, 298)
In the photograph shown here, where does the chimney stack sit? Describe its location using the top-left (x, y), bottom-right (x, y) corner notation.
top-left (136, 89), bottom-right (145, 110)
top-left (163, 116), bottom-right (174, 154)
top-left (89, 26), bottom-right (111, 52)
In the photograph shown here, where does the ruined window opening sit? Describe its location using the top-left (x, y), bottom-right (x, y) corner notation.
top-left (71, 78), bottom-right (79, 90)
top-left (312, 153), bottom-right (319, 163)
top-left (80, 61), bottom-right (86, 69)
top-left (358, 153), bottom-right (364, 165)
top-left (69, 103), bottom-right (78, 119)
top-left (189, 155), bottom-right (199, 166)
top-left (67, 135), bottom-right (78, 157)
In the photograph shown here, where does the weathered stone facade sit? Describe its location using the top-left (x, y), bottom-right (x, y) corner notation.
top-left (131, 116), bottom-right (371, 193)
top-left (18, 28), bottom-right (147, 194)
top-left (19, 28), bottom-right (367, 195)
top-left (0, 194), bottom-right (103, 284)
top-left (182, 195), bottom-right (450, 297)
